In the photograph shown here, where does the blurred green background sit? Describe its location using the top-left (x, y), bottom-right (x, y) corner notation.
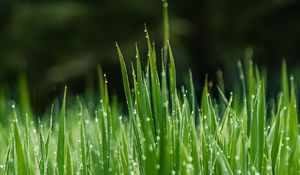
top-left (1, 0), bottom-right (300, 113)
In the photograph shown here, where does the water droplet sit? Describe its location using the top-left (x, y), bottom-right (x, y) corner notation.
top-left (148, 144), bottom-right (153, 152)
top-left (205, 125), bottom-right (208, 130)
top-left (240, 74), bottom-right (244, 79)
top-left (237, 170), bottom-right (242, 174)
top-left (235, 155), bottom-right (240, 160)
top-left (156, 136), bottom-right (160, 141)
top-left (146, 117), bottom-right (150, 122)
top-left (155, 164), bottom-right (160, 170)
top-left (185, 163), bottom-right (194, 173)
top-left (103, 111), bottom-right (107, 117)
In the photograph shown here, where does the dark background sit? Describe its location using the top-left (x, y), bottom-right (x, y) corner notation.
top-left (1, 0), bottom-right (300, 114)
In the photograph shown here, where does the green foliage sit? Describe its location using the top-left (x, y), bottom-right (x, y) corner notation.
top-left (0, 4), bottom-right (299, 175)
top-left (0, 33), bottom-right (299, 175)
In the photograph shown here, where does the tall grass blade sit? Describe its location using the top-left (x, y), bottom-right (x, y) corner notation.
top-left (57, 86), bottom-right (67, 175)
top-left (13, 107), bottom-right (28, 175)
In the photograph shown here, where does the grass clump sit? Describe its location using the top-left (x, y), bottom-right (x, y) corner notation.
top-left (0, 5), bottom-right (299, 175)
top-left (0, 30), bottom-right (299, 175)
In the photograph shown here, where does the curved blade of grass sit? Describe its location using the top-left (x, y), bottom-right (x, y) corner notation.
top-left (117, 43), bottom-right (145, 175)
top-left (116, 43), bottom-right (133, 115)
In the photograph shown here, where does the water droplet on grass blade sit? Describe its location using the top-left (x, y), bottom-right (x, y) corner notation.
top-left (156, 136), bottom-right (160, 141)
top-left (155, 164), bottom-right (160, 170)
top-left (148, 144), bottom-right (153, 152)
top-left (142, 155), bottom-right (146, 160)
top-left (235, 155), bottom-right (240, 160)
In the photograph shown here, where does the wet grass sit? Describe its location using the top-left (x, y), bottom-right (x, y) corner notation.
top-left (0, 1), bottom-right (299, 174)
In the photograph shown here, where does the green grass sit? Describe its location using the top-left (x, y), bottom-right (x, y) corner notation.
top-left (0, 3), bottom-right (300, 175)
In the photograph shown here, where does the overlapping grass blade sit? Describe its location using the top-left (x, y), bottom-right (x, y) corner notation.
top-left (57, 86), bottom-right (67, 175)
top-left (13, 107), bottom-right (28, 175)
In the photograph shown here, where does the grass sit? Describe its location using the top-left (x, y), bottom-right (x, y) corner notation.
top-left (0, 3), bottom-right (300, 175)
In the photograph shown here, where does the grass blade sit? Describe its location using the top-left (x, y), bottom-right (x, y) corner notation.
top-left (57, 86), bottom-right (67, 175)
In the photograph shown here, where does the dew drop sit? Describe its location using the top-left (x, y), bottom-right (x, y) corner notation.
top-left (148, 144), bottom-right (153, 152)
top-left (156, 136), bottom-right (160, 141)
top-left (103, 111), bottom-right (107, 117)
top-left (155, 164), bottom-right (160, 170)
